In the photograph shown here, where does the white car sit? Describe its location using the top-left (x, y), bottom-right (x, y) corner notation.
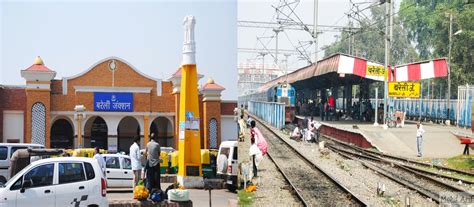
top-left (216, 141), bottom-right (238, 191)
top-left (0, 157), bottom-right (108, 207)
top-left (0, 143), bottom-right (44, 184)
top-left (102, 154), bottom-right (134, 188)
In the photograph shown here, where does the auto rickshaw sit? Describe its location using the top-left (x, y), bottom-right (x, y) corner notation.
top-left (9, 148), bottom-right (64, 178)
top-left (201, 149), bottom-right (218, 178)
top-left (72, 148), bottom-right (107, 158)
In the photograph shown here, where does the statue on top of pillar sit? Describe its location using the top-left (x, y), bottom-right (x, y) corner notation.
top-left (182, 15), bottom-right (196, 65)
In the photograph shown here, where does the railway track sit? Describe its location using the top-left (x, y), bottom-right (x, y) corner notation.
top-left (250, 114), bottom-right (367, 206)
top-left (326, 142), bottom-right (474, 204)
top-left (324, 135), bottom-right (474, 185)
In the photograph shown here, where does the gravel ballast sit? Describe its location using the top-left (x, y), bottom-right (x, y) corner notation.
top-left (253, 116), bottom-right (437, 207)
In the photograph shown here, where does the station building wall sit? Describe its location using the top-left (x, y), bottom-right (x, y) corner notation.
top-left (0, 57), bottom-right (237, 152)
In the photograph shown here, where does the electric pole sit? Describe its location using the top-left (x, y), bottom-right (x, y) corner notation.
top-left (283, 53), bottom-right (291, 81)
top-left (273, 27), bottom-right (283, 65)
top-left (313, 0), bottom-right (319, 63)
top-left (259, 52), bottom-right (267, 75)
top-left (383, 0), bottom-right (392, 127)
top-left (447, 13), bottom-right (453, 120)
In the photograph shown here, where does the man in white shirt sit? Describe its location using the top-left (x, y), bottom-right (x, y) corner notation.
top-left (290, 124), bottom-right (302, 141)
top-left (416, 123), bottom-right (425, 157)
top-left (93, 147), bottom-right (106, 177)
top-left (249, 137), bottom-right (263, 178)
top-left (129, 136), bottom-right (142, 187)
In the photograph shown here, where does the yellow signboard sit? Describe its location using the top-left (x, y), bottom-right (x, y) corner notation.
top-left (366, 65), bottom-right (385, 77)
top-left (388, 82), bottom-right (420, 98)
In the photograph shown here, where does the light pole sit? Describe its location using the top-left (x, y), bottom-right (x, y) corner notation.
top-left (74, 105), bottom-right (86, 148)
top-left (447, 11), bottom-right (462, 122)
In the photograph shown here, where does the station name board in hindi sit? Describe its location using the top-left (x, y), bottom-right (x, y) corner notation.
top-left (388, 82), bottom-right (420, 98)
top-left (94, 92), bottom-right (133, 112)
top-left (366, 65), bottom-right (385, 77)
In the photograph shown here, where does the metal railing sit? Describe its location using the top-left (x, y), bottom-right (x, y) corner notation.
top-left (248, 101), bottom-right (285, 129)
top-left (334, 97), bottom-right (470, 128)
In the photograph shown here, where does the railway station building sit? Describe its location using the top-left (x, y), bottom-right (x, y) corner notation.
top-left (0, 56), bottom-right (237, 153)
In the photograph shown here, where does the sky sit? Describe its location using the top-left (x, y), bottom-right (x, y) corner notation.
top-left (238, 0), bottom-right (400, 72)
top-left (0, 0), bottom-right (237, 100)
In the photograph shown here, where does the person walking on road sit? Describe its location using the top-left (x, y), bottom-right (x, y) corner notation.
top-left (416, 123), bottom-right (425, 157)
top-left (145, 133), bottom-right (161, 191)
top-left (129, 136), bottom-right (142, 188)
top-left (93, 147), bottom-right (106, 177)
top-left (250, 120), bottom-right (268, 156)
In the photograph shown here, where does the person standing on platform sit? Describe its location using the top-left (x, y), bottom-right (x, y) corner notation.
top-left (416, 123), bottom-right (425, 157)
top-left (250, 120), bottom-right (268, 156)
top-left (328, 93), bottom-right (335, 121)
top-left (129, 136), bottom-right (142, 188)
top-left (321, 101), bottom-right (326, 121)
top-left (238, 115), bottom-right (247, 142)
top-left (93, 147), bottom-right (106, 177)
top-left (145, 133), bottom-right (161, 191)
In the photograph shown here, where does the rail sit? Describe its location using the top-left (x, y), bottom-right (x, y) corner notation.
top-left (248, 112), bottom-right (368, 206)
top-left (326, 141), bottom-right (474, 204)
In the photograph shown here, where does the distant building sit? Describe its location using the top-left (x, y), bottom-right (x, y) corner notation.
top-left (237, 62), bottom-right (282, 96)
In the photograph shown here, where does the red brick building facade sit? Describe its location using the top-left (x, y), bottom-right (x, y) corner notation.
top-left (0, 56), bottom-right (236, 152)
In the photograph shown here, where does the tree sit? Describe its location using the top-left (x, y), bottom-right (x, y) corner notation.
top-left (324, 5), bottom-right (419, 66)
top-left (399, 0), bottom-right (474, 98)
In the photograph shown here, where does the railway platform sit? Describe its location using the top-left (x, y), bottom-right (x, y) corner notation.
top-left (296, 115), bottom-right (469, 158)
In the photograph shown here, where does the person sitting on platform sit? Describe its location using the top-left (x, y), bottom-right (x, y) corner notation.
top-left (308, 123), bottom-right (316, 142)
top-left (290, 123), bottom-right (303, 141)
top-left (312, 120), bottom-right (322, 143)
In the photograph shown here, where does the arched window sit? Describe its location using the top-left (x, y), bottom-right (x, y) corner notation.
top-left (209, 118), bottom-right (218, 149)
top-left (31, 102), bottom-right (46, 145)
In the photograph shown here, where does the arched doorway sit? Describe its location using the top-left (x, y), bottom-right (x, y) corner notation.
top-left (150, 117), bottom-right (174, 149)
top-left (84, 116), bottom-right (108, 149)
top-left (117, 116), bottom-right (140, 154)
top-left (50, 118), bottom-right (74, 149)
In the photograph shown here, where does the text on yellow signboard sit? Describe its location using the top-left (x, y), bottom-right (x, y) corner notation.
top-left (388, 82), bottom-right (420, 98)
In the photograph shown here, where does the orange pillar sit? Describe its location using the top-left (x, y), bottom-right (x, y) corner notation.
top-left (144, 115), bottom-right (149, 145)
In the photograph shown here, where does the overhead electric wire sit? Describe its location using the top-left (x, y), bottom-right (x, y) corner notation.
top-left (314, 1), bottom-right (418, 59)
